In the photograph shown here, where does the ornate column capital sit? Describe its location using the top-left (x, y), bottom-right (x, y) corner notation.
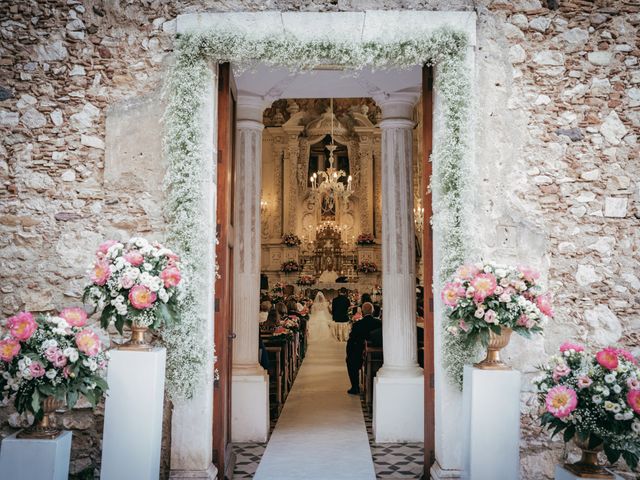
top-left (236, 94), bottom-right (269, 130)
top-left (374, 91), bottom-right (420, 128)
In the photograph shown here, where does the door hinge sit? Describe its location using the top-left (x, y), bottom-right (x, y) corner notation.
top-left (215, 298), bottom-right (220, 313)
top-left (430, 373), bottom-right (435, 389)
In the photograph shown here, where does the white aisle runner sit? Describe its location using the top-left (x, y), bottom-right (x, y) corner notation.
top-left (254, 314), bottom-right (376, 479)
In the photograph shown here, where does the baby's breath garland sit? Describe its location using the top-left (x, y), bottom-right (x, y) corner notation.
top-left (162, 27), bottom-right (473, 399)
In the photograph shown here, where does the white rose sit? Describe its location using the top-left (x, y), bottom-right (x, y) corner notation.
top-left (592, 395), bottom-right (602, 404)
top-left (64, 348), bottom-right (79, 363)
top-left (143, 263), bottom-right (152, 271)
top-left (632, 420), bottom-right (640, 433)
top-left (612, 384), bottom-right (621, 394)
top-left (158, 288), bottom-right (169, 303)
top-left (45, 369), bottom-right (57, 379)
top-left (614, 413), bottom-right (623, 421)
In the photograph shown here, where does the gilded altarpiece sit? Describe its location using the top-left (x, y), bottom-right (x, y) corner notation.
top-left (260, 99), bottom-right (384, 279)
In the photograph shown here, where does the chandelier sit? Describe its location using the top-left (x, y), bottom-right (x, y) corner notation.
top-left (309, 98), bottom-right (352, 206)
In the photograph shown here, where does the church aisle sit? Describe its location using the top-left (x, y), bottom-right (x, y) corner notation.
top-left (253, 321), bottom-right (376, 479)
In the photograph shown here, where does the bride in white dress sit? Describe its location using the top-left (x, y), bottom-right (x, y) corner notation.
top-left (308, 291), bottom-right (332, 342)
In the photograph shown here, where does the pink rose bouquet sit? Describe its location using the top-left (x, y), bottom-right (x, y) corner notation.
top-left (0, 310), bottom-right (109, 420)
top-left (356, 233), bottom-right (375, 245)
top-left (297, 274), bottom-right (316, 286)
top-left (357, 261), bottom-right (378, 274)
top-left (83, 237), bottom-right (182, 334)
top-left (534, 343), bottom-right (640, 471)
top-left (443, 262), bottom-right (552, 347)
top-left (281, 260), bottom-right (301, 273)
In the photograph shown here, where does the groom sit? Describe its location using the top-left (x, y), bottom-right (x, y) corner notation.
top-left (345, 302), bottom-right (381, 395)
top-left (330, 287), bottom-right (350, 323)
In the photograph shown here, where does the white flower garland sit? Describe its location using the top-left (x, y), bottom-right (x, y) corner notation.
top-left (162, 27), bottom-right (473, 399)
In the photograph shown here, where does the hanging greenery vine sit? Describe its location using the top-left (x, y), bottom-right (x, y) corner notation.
top-left (162, 27), bottom-right (473, 399)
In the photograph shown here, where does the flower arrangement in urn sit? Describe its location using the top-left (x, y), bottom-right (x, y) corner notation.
top-left (282, 233), bottom-right (302, 247)
top-left (356, 233), bottom-right (375, 245)
top-left (443, 262), bottom-right (553, 369)
top-left (297, 274), bottom-right (316, 286)
top-left (357, 261), bottom-right (378, 273)
top-left (0, 309), bottom-right (108, 438)
top-left (84, 238), bottom-right (182, 350)
top-left (534, 343), bottom-right (640, 475)
top-left (281, 260), bottom-right (301, 273)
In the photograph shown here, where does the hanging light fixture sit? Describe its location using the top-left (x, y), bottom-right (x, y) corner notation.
top-left (309, 98), bottom-right (352, 206)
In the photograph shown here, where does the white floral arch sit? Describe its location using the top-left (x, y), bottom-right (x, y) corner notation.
top-left (163, 10), bottom-right (477, 478)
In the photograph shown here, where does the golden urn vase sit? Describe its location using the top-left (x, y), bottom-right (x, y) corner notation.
top-left (474, 327), bottom-right (512, 370)
top-left (119, 324), bottom-right (153, 351)
top-left (565, 433), bottom-right (613, 479)
top-left (18, 396), bottom-right (63, 439)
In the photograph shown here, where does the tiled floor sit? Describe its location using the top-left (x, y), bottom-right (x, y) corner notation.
top-left (361, 398), bottom-right (424, 479)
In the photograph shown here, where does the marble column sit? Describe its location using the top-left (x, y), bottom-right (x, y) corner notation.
top-left (231, 95), bottom-right (269, 442)
top-left (373, 92), bottom-right (424, 443)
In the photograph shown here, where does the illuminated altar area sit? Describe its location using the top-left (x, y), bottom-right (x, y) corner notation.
top-left (259, 98), bottom-right (425, 292)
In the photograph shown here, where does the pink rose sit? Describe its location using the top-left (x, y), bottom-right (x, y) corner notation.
top-left (75, 329), bottom-right (101, 357)
top-left (559, 342), bottom-right (584, 353)
top-left (516, 314), bottom-right (529, 327)
top-left (60, 307), bottom-right (87, 327)
top-left (44, 346), bottom-right (60, 363)
top-left (459, 320), bottom-right (470, 332)
top-left (160, 267), bottom-right (181, 288)
top-left (499, 293), bottom-right (511, 303)
top-left (577, 376), bottom-right (593, 389)
top-left (98, 240), bottom-right (117, 255)
top-left (92, 260), bottom-right (111, 286)
top-left (627, 378), bottom-right (640, 390)
top-left (121, 275), bottom-right (135, 289)
top-left (484, 309), bottom-right (497, 324)
top-left (596, 348), bottom-right (619, 370)
top-left (63, 365), bottom-right (74, 379)
top-left (29, 362), bottom-right (45, 378)
top-left (536, 293), bottom-right (554, 317)
top-left (0, 338), bottom-right (21, 362)
top-left (128, 285), bottom-right (157, 309)
top-left (52, 352), bottom-right (67, 368)
top-left (7, 311), bottom-right (37, 341)
top-left (124, 251), bottom-right (144, 266)
top-left (553, 364), bottom-right (571, 382)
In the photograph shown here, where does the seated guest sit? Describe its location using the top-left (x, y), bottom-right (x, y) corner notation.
top-left (345, 302), bottom-right (381, 395)
top-left (259, 301), bottom-right (271, 324)
top-left (330, 287), bottom-right (351, 323)
top-left (286, 299), bottom-right (299, 316)
top-left (259, 337), bottom-right (269, 369)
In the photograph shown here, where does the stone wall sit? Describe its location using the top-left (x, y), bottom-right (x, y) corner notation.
top-left (0, 0), bottom-right (638, 478)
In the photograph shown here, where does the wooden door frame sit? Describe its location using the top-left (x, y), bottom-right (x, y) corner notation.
top-left (422, 65), bottom-right (436, 475)
top-left (213, 62), bottom-right (236, 480)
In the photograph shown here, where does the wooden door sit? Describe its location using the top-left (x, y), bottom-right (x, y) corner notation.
top-left (213, 62), bottom-right (236, 480)
top-left (422, 65), bottom-right (436, 474)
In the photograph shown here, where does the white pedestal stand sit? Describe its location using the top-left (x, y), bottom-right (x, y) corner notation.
top-left (555, 465), bottom-right (623, 480)
top-left (0, 430), bottom-right (72, 480)
top-left (373, 374), bottom-right (424, 442)
top-left (462, 365), bottom-right (521, 480)
top-left (100, 348), bottom-right (166, 480)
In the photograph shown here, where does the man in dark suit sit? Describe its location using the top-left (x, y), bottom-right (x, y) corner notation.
top-left (345, 302), bottom-right (382, 395)
top-left (330, 287), bottom-right (350, 323)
